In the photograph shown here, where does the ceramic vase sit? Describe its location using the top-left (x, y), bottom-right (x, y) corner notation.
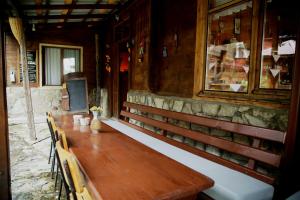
top-left (90, 111), bottom-right (101, 131)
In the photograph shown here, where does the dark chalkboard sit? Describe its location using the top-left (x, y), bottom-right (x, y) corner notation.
top-left (20, 50), bottom-right (37, 83)
top-left (66, 78), bottom-right (89, 113)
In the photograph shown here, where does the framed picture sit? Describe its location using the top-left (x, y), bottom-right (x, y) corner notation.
top-left (234, 18), bottom-right (240, 34)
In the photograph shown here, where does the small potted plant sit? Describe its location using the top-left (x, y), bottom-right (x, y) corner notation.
top-left (89, 106), bottom-right (103, 131)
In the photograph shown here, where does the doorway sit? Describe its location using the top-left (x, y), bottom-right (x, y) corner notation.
top-left (118, 43), bottom-right (129, 119)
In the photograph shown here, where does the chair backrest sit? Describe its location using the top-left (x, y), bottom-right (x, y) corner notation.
top-left (56, 128), bottom-right (69, 151)
top-left (47, 115), bottom-right (57, 144)
top-left (67, 154), bottom-right (85, 194)
top-left (76, 187), bottom-right (94, 200)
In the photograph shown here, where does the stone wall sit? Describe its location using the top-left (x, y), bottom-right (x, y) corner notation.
top-left (126, 90), bottom-right (289, 175)
top-left (6, 87), bottom-right (62, 120)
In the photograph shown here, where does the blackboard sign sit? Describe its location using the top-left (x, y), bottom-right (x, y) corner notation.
top-left (20, 50), bottom-right (37, 83)
top-left (66, 78), bottom-right (89, 113)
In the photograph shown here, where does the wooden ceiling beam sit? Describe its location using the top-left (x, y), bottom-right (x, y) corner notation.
top-left (21, 4), bottom-right (117, 10)
top-left (25, 14), bottom-right (107, 20)
top-left (35, 21), bottom-right (102, 28)
top-left (82, 0), bottom-right (102, 23)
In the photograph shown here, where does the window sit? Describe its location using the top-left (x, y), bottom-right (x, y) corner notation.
top-left (205, 1), bottom-right (252, 93)
top-left (195, 0), bottom-right (298, 101)
top-left (41, 44), bottom-right (82, 86)
top-left (259, 0), bottom-right (297, 90)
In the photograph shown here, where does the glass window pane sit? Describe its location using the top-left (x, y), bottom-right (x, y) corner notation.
top-left (205, 1), bottom-right (252, 93)
top-left (45, 47), bottom-right (61, 85)
top-left (63, 49), bottom-right (80, 75)
top-left (259, 0), bottom-right (297, 90)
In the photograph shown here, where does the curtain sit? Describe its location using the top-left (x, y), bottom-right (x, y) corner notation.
top-left (45, 47), bottom-right (61, 85)
top-left (63, 49), bottom-right (80, 74)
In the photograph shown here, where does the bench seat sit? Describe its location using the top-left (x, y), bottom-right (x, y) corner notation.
top-left (103, 119), bottom-right (274, 200)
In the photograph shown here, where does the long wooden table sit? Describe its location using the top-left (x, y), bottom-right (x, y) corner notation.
top-left (54, 114), bottom-right (214, 200)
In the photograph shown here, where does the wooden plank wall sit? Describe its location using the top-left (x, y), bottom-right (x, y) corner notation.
top-left (25, 27), bottom-right (97, 90)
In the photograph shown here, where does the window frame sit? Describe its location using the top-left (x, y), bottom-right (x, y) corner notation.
top-left (39, 43), bottom-right (83, 87)
top-left (194, 0), bottom-right (292, 104)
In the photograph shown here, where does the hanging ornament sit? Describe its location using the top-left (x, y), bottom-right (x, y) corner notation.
top-left (162, 46), bottom-right (168, 58)
top-left (138, 40), bottom-right (145, 63)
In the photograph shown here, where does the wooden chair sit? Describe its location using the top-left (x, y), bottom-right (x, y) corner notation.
top-left (65, 154), bottom-right (90, 200)
top-left (56, 141), bottom-right (75, 200)
top-left (56, 141), bottom-right (93, 200)
top-left (46, 114), bottom-right (58, 179)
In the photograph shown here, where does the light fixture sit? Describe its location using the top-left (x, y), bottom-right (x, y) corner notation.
top-left (32, 23), bottom-right (36, 31)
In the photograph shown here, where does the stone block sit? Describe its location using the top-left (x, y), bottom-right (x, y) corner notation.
top-left (173, 134), bottom-right (184, 142)
top-left (140, 95), bottom-right (146, 104)
top-left (130, 108), bottom-right (137, 114)
top-left (191, 103), bottom-right (202, 114)
top-left (154, 98), bottom-right (164, 109)
top-left (172, 100), bottom-right (184, 112)
top-left (162, 101), bottom-right (170, 110)
top-left (129, 119), bottom-right (137, 124)
top-left (244, 113), bottom-right (268, 128)
top-left (182, 103), bottom-right (193, 114)
top-left (211, 129), bottom-right (232, 141)
top-left (238, 106), bottom-right (251, 112)
top-left (232, 116), bottom-right (248, 125)
top-left (144, 124), bottom-right (155, 132)
top-left (191, 123), bottom-right (210, 134)
top-left (195, 142), bottom-right (205, 150)
top-left (218, 105), bottom-right (238, 117)
top-left (184, 138), bottom-right (195, 147)
top-left (229, 154), bottom-right (249, 166)
top-left (177, 120), bottom-right (190, 129)
top-left (166, 132), bottom-right (174, 139)
top-left (202, 104), bottom-right (220, 116)
top-left (253, 109), bottom-right (276, 121)
top-left (206, 145), bottom-right (221, 156)
top-left (152, 114), bottom-right (163, 122)
top-left (233, 134), bottom-right (250, 145)
top-left (147, 96), bottom-right (155, 107)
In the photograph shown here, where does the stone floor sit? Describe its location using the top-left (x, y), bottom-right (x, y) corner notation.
top-left (9, 117), bottom-right (58, 200)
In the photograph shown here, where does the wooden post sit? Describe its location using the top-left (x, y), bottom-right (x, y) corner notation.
top-left (9, 17), bottom-right (36, 140)
top-left (95, 33), bottom-right (100, 106)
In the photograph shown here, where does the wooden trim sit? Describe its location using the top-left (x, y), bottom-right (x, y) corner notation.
top-left (193, 0), bottom-right (292, 102)
top-left (39, 43), bottom-right (83, 87)
top-left (193, 0), bottom-right (208, 96)
top-left (21, 4), bottom-right (117, 10)
top-left (121, 110), bottom-right (281, 167)
top-left (123, 102), bottom-right (286, 143)
top-left (120, 120), bottom-right (275, 184)
top-left (0, 19), bottom-right (11, 199)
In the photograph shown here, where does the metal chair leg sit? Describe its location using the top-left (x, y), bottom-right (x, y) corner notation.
top-left (54, 164), bottom-right (59, 190)
top-left (58, 178), bottom-right (63, 200)
top-left (51, 154), bottom-right (56, 179)
top-left (48, 141), bottom-right (53, 164)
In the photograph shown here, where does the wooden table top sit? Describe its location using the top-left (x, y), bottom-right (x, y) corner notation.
top-left (54, 114), bottom-right (214, 200)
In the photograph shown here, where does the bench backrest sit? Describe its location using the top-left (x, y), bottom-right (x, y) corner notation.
top-left (120, 101), bottom-right (286, 184)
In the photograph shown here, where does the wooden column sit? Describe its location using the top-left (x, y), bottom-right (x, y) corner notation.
top-left (0, 18), bottom-right (12, 200)
top-left (9, 17), bottom-right (36, 140)
top-left (95, 33), bottom-right (100, 105)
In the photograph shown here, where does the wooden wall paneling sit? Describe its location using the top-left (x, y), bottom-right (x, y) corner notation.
top-left (153, 0), bottom-right (197, 97)
top-left (0, 19), bottom-right (11, 200)
top-left (148, 0), bottom-right (159, 92)
top-left (278, 12), bottom-right (300, 199)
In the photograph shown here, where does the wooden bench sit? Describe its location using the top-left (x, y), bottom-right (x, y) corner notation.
top-left (115, 101), bottom-right (286, 200)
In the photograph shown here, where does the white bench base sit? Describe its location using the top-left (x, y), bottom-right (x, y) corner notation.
top-left (103, 119), bottom-right (274, 200)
